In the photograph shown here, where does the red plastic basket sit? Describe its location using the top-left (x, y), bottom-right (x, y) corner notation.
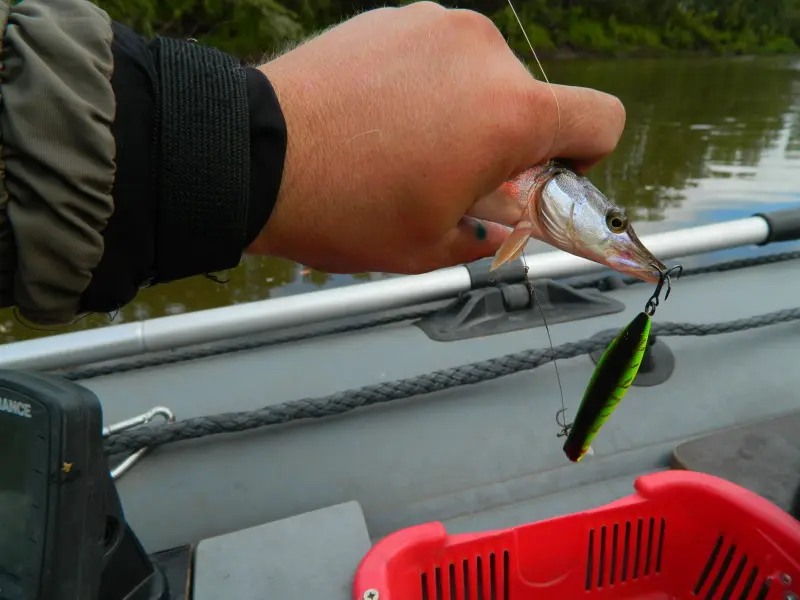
top-left (354, 471), bottom-right (800, 600)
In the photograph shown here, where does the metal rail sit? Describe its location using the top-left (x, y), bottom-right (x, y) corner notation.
top-left (0, 210), bottom-right (788, 372)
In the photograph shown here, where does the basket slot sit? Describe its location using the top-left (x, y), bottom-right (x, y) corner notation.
top-left (691, 535), bottom-right (775, 599)
top-left (586, 516), bottom-right (666, 591)
top-left (738, 564), bottom-right (760, 600)
top-left (420, 550), bottom-right (510, 600)
top-left (753, 578), bottom-right (772, 600)
top-left (720, 555), bottom-right (750, 600)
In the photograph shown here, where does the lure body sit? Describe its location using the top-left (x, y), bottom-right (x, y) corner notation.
top-left (563, 311), bottom-right (652, 463)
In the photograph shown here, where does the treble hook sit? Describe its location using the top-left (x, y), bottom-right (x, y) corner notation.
top-left (556, 408), bottom-right (572, 438)
top-left (644, 264), bottom-right (683, 316)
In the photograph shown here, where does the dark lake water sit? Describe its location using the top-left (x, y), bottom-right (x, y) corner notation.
top-left (4, 55), bottom-right (800, 343)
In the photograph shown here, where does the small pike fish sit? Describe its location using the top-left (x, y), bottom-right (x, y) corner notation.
top-left (488, 160), bottom-right (665, 284)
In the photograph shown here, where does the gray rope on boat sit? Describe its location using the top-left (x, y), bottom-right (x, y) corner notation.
top-left (103, 306), bottom-right (800, 456)
top-left (62, 249), bottom-right (800, 382)
top-left (570, 249), bottom-right (800, 290)
top-left (60, 305), bottom-right (442, 381)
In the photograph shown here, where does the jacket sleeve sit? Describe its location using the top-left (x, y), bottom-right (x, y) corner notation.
top-left (0, 0), bottom-right (287, 326)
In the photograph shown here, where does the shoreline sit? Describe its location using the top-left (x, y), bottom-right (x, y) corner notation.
top-left (525, 48), bottom-right (799, 60)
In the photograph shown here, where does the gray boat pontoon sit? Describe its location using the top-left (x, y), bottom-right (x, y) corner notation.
top-left (2, 207), bottom-right (800, 600)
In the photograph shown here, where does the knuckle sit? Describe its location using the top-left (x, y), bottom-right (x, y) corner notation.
top-left (448, 8), bottom-right (503, 39)
top-left (404, 1), bottom-right (447, 16)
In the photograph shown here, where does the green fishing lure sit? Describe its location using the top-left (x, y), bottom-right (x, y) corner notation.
top-left (562, 311), bottom-right (651, 462)
top-left (559, 264), bottom-right (682, 463)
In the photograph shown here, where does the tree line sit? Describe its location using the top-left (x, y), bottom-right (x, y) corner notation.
top-left (94, 0), bottom-right (800, 60)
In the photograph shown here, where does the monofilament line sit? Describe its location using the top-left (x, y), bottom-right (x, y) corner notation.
top-left (507, 0), bottom-right (567, 430)
top-left (521, 262), bottom-right (568, 430)
top-left (505, 0), bottom-right (562, 145)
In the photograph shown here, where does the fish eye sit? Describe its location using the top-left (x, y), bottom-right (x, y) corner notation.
top-left (605, 211), bottom-right (628, 234)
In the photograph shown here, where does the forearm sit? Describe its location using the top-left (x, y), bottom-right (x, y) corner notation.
top-left (0, 0), bottom-right (287, 326)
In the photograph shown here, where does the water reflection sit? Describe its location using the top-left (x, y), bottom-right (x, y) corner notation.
top-left (0, 258), bottom-right (390, 343)
top-left (3, 56), bottom-right (800, 343)
top-left (542, 57), bottom-right (799, 227)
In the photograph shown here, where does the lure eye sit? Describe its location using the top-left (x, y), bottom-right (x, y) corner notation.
top-left (605, 211), bottom-right (628, 234)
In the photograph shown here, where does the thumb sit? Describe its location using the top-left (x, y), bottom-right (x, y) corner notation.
top-left (525, 82), bottom-right (626, 174)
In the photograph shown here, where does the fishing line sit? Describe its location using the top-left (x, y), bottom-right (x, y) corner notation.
top-left (506, 0), bottom-right (568, 431)
top-left (505, 0), bottom-right (561, 150)
top-left (520, 259), bottom-right (569, 434)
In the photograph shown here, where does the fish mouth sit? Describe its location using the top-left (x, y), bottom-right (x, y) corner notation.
top-left (605, 229), bottom-right (666, 284)
top-left (605, 255), bottom-right (663, 283)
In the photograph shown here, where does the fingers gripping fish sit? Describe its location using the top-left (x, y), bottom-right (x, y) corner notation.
top-left (494, 1), bottom-right (665, 284)
top-left (488, 161), bottom-right (667, 285)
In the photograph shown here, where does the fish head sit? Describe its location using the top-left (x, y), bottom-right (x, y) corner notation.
top-left (534, 168), bottom-right (665, 284)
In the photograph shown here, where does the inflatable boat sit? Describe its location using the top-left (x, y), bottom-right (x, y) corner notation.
top-left (2, 207), bottom-right (800, 600)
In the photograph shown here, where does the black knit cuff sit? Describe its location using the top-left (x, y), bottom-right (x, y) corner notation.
top-left (80, 30), bottom-right (289, 315)
top-left (79, 20), bottom-right (158, 315)
top-left (244, 67), bottom-right (287, 247)
top-left (150, 37), bottom-right (250, 282)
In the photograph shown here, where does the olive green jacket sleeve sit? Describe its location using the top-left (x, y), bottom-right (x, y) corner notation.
top-left (0, 0), bottom-right (288, 328)
top-left (0, 0), bottom-right (115, 326)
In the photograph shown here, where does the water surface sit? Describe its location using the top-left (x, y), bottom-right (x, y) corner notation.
top-left (4, 56), bottom-right (800, 343)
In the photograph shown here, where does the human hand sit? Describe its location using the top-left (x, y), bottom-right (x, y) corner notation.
top-left (248, 1), bottom-right (626, 274)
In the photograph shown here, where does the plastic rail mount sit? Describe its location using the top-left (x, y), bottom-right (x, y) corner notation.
top-left (413, 278), bottom-right (625, 342)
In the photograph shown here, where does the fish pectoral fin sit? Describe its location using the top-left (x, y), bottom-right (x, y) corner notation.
top-left (490, 223), bottom-right (534, 271)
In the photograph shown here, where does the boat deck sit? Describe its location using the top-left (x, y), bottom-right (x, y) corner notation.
top-left (59, 253), bottom-right (800, 558)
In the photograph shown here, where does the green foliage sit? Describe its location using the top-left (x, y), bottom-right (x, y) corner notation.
top-left (762, 35), bottom-right (799, 53)
top-left (493, 4), bottom-right (555, 54)
top-left (488, 0), bottom-right (800, 56)
top-left (93, 0), bottom-right (800, 59)
top-left (568, 20), bottom-right (615, 53)
top-left (94, 0), bottom-right (305, 61)
top-left (607, 18), bottom-right (665, 54)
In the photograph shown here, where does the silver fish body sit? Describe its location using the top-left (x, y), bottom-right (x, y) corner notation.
top-left (489, 161), bottom-right (665, 284)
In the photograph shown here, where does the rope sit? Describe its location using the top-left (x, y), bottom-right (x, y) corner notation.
top-left (63, 249), bottom-right (800, 382)
top-left (103, 306), bottom-right (800, 456)
top-left (569, 249), bottom-right (800, 290)
top-left (59, 305), bottom-right (443, 381)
